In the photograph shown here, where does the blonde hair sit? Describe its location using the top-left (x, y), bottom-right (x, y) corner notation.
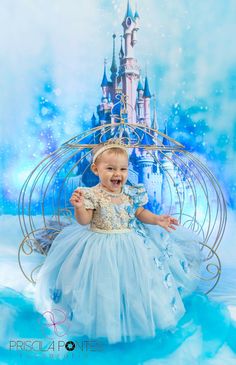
top-left (91, 143), bottom-right (128, 164)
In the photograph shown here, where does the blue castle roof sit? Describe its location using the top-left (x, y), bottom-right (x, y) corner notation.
top-left (101, 65), bottom-right (109, 87)
top-left (134, 9), bottom-right (140, 19)
top-left (143, 76), bottom-right (151, 98)
top-left (134, 127), bottom-right (155, 146)
top-left (142, 129), bottom-right (155, 145)
top-left (137, 80), bottom-right (144, 91)
top-left (162, 126), bottom-right (171, 146)
top-left (111, 34), bottom-right (117, 75)
top-left (124, 0), bottom-right (134, 21)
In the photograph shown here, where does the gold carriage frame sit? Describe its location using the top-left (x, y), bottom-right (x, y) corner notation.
top-left (18, 94), bottom-right (226, 294)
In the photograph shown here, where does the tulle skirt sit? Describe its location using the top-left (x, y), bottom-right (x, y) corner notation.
top-left (34, 222), bottom-right (203, 344)
top-left (1, 221), bottom-right (236, 364)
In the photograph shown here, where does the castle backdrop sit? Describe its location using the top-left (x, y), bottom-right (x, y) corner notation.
top-left (0, 0), bottom-right (235, 215)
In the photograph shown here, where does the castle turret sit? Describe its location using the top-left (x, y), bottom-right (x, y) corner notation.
top-left (134, 4), bottom-right (140, 23)
top-left (143, 76), bottom-right (152, 127)
top-left (119, 35), bottom-right (124, 62)
top-left (91, 113), bottom-right (97, 128)
top-left (152, 93), bottom-right (159, 131)
top-left (132, 3), bottom-right (140, 46)
top-left (110, 34), bottom-right (118, 99)
top-left (117, 36), bottom-right (124, 89)
top-left (137, 79), bottom-right (144, 95)
top-left (136, 79), bottom-right (144, 122)
top-left (162, 126), bottom-right (172, 147)
top-left (98, 59), bottom-right (113, 125)
top-left (101, 59), bottom-right (109, 100)
top-left (122, 0), bottom-right (135, 58)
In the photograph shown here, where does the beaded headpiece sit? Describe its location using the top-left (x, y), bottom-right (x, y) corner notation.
top-left (92, 139), bottom-right (128, 164)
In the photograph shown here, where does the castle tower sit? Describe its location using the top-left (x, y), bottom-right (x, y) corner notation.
top-left (97, 1), bottom-right (157, 129)
top-left (110, 34), bottom-right (118, 100)
top-left (152, 94), bottom-right (159, 131)
top-left (97, 59), bottom-right (113, 125)
top-left (136, 79), bottom-right (144, 123)
top-left (91, 113), bottom-right (97, 128)
top-left (101, 59), bottom-right (109, 100)
top-left (119, 0), bottom-right (140, 123)
top-left (118, 35), bottom-right (125, 86)
top-left (143, 76), bottom-right (152, 127)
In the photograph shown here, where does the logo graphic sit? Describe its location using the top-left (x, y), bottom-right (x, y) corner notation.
top-left (65, 341), bottom-right (76, 351)
top-left (38, 308), bottom-right (71, 339)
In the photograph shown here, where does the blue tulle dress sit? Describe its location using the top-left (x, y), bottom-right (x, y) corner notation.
top-left (1, 183), bottom-right (236, 364)
top-left (34, 183), bottom-right (204, 345)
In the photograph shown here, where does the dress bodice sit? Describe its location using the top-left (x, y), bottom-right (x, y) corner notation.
top-left (78, 184), bottom-right (148, 232)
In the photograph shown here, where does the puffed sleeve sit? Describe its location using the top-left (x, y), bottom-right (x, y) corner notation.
top-left (76, 187), bottom-right (97, 210)
top-left (124, 184), bottom-right (148, 208)
top-left (134, 184), bottom-right (149, 207)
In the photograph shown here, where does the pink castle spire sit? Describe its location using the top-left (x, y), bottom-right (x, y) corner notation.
top-left (98, 0), bottom-right (155, 129)
top-left (119, 0), bottom-right (140, 123)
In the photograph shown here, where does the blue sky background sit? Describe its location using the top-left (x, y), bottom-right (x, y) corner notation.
top-left (0, 0), bottom-right (236, 212)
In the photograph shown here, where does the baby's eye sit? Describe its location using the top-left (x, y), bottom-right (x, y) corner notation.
top-left (107, 167), bottom-right (113, 170)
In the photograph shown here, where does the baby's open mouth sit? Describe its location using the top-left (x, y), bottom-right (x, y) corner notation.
top-left (111, 179), bottom-right (122, 186)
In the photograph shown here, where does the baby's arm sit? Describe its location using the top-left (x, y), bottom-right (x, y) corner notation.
top-left (135, 207), bottom-right (178, 232)
top-left (70, 189), bottom-right (93, 225)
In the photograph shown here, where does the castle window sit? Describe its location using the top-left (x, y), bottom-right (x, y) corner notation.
top-left (147, 173), bottom-right (150, 179)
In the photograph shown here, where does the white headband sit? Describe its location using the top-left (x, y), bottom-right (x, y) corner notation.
top-left (92, 143), bottom-right (128, 164)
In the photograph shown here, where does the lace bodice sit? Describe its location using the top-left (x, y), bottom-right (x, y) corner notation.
top-left (78, 184), bottom-right (148, 232)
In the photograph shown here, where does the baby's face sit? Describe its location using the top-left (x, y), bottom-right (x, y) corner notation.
top-left (92, 151), bottom-right (128, 193)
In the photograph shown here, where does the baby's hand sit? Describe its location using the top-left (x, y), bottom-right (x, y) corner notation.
top-left (156, 214), bottom-right (179, 232)
top-left (69, 189), bottom-right (85, 209)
